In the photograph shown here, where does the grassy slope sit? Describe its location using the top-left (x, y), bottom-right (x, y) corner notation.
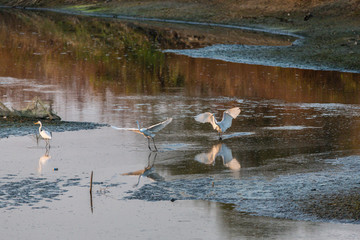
top-left (1, 0), bottom-right (360, 71)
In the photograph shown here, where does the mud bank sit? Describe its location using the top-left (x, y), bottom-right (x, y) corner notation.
top-left (1, 128), bottom-right (360, 239)
top-left (125, 155), bottom-right (360, 223)
top-left (0, 118), bottom-right (107, 138)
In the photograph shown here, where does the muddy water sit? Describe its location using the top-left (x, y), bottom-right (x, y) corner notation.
top-left (1, 8), bottom-right (360, 237)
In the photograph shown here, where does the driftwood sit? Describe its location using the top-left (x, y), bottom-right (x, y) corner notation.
top-left (0, 97), bottom-right (61, 120)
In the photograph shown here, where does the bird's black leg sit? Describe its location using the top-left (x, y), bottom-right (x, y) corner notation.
top-left (147, 151), bottom-right (152, 165)
top-left (36, 134), bottom-right (40, 146)
top-left (152, 138), bottom-right (158, 152)
top-left (219, 132), bottom-right (223, 140)
top-left (134, 174), bottom-right (142, 187)
top-left (148, 138), bottom-right (152, 151)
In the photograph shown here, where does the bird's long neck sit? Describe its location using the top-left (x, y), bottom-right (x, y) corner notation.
top-left (210, 115), bottom-right (221, 132)
top-left (38, 123), bottom-right (42, 132)
top-left (212, 114), bottom-right (220, 125)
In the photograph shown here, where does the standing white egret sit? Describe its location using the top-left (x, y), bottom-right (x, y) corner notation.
top-left (34, 121), bottom-right (52, 148)
top-left (135, 118), bottom-right (173, 151)
top-left (194, 107), bottom-right (241, 140)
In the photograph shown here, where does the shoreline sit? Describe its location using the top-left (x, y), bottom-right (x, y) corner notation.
top-left (1, 5), bottom-right (359, 73)
top-left (1, 127), bottom-right (360, 238)
top-left (1, 2), bottom-right (360, 236)
top-left (9, 6), bottom-right (303, 39)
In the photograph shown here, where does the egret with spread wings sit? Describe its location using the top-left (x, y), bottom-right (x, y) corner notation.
top-left (134, 118), bottom-right (173, 151)
top-left (194, 107), bottom-right (241, 140)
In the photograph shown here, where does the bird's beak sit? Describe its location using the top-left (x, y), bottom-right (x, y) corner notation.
top-left (34, 121), bottom-right (39, 125)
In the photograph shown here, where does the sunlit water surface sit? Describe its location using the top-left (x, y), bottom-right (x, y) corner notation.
top-left (1, 9), bottom-right (360, 237)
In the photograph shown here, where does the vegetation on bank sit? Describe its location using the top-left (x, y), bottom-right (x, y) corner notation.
top-left (0, 98), bottom-right (60, 120)
top-left (0, 9), bottom-right (185, 95)
top-left (0, 0), bottom-right (359, 72)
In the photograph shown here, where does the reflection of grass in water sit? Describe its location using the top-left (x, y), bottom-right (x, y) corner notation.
top-left (0, 9), bottom-right (180, 92)
top-left (50, 13), bottom-right (165, 70)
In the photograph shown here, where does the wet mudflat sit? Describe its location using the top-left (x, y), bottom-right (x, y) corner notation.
top-left (1, 8), bottom-right (360, 239)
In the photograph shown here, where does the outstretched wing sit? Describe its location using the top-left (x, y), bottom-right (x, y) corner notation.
top-left (194, 112), bottom-right (218, 130)
top-left (111, 126), bottom-right (141, 134)
top-left (219, 107), bottom-right (241, 132)
top-left (147, 118), bottom-right (173, 133)
top-left (224, 107), bottom-right (241, 119)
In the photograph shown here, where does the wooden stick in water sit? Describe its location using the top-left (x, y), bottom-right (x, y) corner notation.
top-left (90, 171), bottom-right (94, 213)
top-left (90, 171), bottom-right (93, 194)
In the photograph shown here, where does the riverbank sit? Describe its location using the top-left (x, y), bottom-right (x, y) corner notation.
top-left (1, 127), bottom-right (360, 239)
top-left (1, 2), bottom-right (360, 237)
top-left (1, 0), bottom-right (360, 72)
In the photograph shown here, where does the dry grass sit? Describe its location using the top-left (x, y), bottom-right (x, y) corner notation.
top-left (1, 0), bottom-right (360, 71)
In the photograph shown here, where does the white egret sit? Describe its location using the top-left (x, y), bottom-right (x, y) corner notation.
top-left (34, 121), bottom-right (52, 148)
top-left (194, 107), bottom-right (241, 140)
top-left (134, 118), bottom-right (173, 151)
top-left (195, 143), bottom-right (241, 170)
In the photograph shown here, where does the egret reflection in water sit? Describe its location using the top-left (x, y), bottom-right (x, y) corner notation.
top-left (195, 143), bottom-right (241, 171)
top-left (122, 152), bottom-right (164, 187)
top-left (38, 147), bottom-right (51, 173)
top-left (30, 133), bottom-right (42, 146)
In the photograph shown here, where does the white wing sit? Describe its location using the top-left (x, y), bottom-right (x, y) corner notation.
top-left (40, 130), bottom-right (52, 140)
top-left (111, 126), bottom-right (141, 134)
top-left (224, 107), bottom-right (241, 119)
top-left (194, 112), bottom-right (218, 130)
top-left (147, 118), bottom-right (173, 133)
top-left (219, 107), bottom-right (241, 132)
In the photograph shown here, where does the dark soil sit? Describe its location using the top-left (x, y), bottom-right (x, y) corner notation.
top-left (302, 190), bottom-right (360, 222)
top-left (0, 118), bottom-right (107, 138)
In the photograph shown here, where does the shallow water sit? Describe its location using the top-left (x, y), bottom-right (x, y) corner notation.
top-left (1, 8), bottom-right (360, 238)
